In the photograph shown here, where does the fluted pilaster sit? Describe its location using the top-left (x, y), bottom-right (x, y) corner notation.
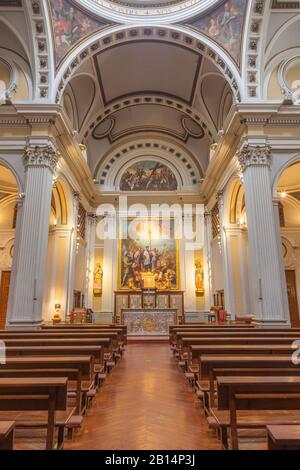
top-left (6, 144), bottom-right (60, 327)
top-left (237, 144), bottom-right (289, 323)
top-left (66, 190), bottom-right (80, 313)
top-left (85, 213), bottom-right (97, 308)
top-left (203, 210), bottom-right (213, 310)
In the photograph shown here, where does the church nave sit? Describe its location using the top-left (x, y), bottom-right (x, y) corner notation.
top-left (64, 343), bottom-right (220, 451)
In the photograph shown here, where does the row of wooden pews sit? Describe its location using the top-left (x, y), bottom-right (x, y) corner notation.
top-left (170, 323), bottom-right (300, 450)
top-left (0, 323), bottom-right (127, 450)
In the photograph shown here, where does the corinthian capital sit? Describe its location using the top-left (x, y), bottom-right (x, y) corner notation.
top-left (237, 144), bottom-right (272, 172)
top-left (23, 144), bottom-right (60, 172)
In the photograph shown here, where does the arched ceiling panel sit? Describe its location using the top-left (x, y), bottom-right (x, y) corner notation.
top-left (94, 41), bottom-right (202, 105)
top-left (67, 74), bottom-right (96, 130)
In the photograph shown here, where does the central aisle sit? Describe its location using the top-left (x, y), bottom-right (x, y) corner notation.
top-left (66, 342), bottom-right (220, 450)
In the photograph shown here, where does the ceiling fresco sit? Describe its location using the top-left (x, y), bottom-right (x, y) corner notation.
top-left (49, 0), bottom-right (246, 67)
top-left (187, 0), bottom-right (247, 66)
top-left (49, 0), bottom-right (107, 66)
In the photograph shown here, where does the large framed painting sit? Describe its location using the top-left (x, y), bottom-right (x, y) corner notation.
top-left (120, 161), bottom-right (178, 191)
top-left (118, 218), bottom-right (179, 290)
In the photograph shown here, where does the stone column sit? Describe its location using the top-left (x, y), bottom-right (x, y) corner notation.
top-left (66, 191), bottom-right (80, 313)
top-left (84, 213), bottom-right (97, 309)
top-left (273, 196), bottom-right (290, 324)
top-left (203, 210), bottom-right (213, 311)
top-left (237, 144), bottom-right (289, 323)
top-left (6, 144), bottom-right (60, 328)
top-left (101, 214), bottom-right (117, 320)
top-left (218, 190), bottom-right (235, 315)
top-left (183, 214), bottom-right (197, 314)
top-left (223, 225), bottom-right (251, 316)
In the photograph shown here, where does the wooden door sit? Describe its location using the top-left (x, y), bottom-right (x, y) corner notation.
top-left (285, 270), bottom-right (300, 327)
top-left (0, 271), bottom-right (11, 329)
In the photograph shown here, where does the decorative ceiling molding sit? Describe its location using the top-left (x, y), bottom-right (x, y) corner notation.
top-left (0, 0), bottom-right (22, 6)
top-left (271, 0), bottom-right (300, 8)
top-left (94, 138), bottom-right (203, 188)
top-left (28, 0), bottom-right (52, 100)
top-left (54, 25), bottom-right (242, 104)
top-left (245, 0), bottom-right (266, 99)
top-left (73, 0), bottom-right (221, 23)
top-left (82, 94), bottom-right (215, 142)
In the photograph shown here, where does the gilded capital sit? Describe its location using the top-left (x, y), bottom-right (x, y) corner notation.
top-left (237, 144), bottom-right (272, 172)
top-left (23, 145), bottom-right (60, 172)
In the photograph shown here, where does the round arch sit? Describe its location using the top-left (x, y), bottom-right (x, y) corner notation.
top-left (223, 175), bottom-right (245, 226)
top-left (53, 24), bottom-right (242, 104)
top-left (115, 156), bottom-right (183, 191)
top-left (272, 153), bottom-right (300, 198)
top-left (0, 158), bottom-right (23, 193)
top-left (82, 93), bottom-right (215, 143)
top-left (53, 175), bottom-right (75, 226)
top-left (94, 136), bottom-right (203, 190)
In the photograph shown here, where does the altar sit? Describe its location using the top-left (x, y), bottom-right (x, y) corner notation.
top-left (121, 308), bottom-right (177, 336)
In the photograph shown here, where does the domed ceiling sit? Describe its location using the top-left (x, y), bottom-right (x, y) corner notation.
top-left (74, 0), bottom-right (221, 20)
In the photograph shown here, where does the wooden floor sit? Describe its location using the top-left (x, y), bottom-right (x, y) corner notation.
top-left (15, 342), bottom-right (266, 450)
top-left (66, 342), bottom-right (220, 450)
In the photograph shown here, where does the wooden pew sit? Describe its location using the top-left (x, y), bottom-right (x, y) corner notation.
top-left (203, 367), bottom-right (300, 413)
top-left (0, 377), bottom-right (71, 450)
top-left (170, 328), bottom-right (300, 347)
top-left (42, 323), bottom-right (126, 331)
top-left (2, 337), bottom-right (110, 348)
top-left (170, 324), bottom-right (257, 331)
top-left (4, 345), bottom-right (104, 364)
top-left (213, 376), bottom-right (300, 450)
top-left (173, 331), bottom-right (300, 356)
top-left (40, 327), bottom-right (125, 342)
top-left (0, 421), bottom-right (15, 450)
top-left (178, 337), bottom-right (300, 364)
top-left (0, 368), bottom-right (90, 416)
top-left (267, 425), bottom-right (300, 450)
top-left (0, 332), bottom-right (122, 357)
top-left (198, 355), bottom-right (300, 381)
top-left (0, 356), bottom-right (93, 415)
top-left (169, 327), bottom-right (258, 344)
top-left (187, 344), bottom-right (298, 372)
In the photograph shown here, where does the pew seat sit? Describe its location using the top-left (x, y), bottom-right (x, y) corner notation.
top-left (0, 409), bottom-right (74, 446)
top-left (0, 421), bottom-right (15, 450)
top-left (209, 409), bottom-right (300, 449)
top-left (267, 425), bottom-right (300, 450)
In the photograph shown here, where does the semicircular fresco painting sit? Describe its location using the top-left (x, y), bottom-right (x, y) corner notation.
top-left (120, 161), bottom-right (178, 191)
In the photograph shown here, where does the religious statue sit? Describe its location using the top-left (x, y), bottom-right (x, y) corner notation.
top-left (195, 260), bottom-right (204, 296)
top-left (93, 263), bottom-right (103, 297)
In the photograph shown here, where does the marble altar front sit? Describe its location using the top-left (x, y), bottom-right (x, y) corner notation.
top-left (121, 309), bottom-right (177, 336)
